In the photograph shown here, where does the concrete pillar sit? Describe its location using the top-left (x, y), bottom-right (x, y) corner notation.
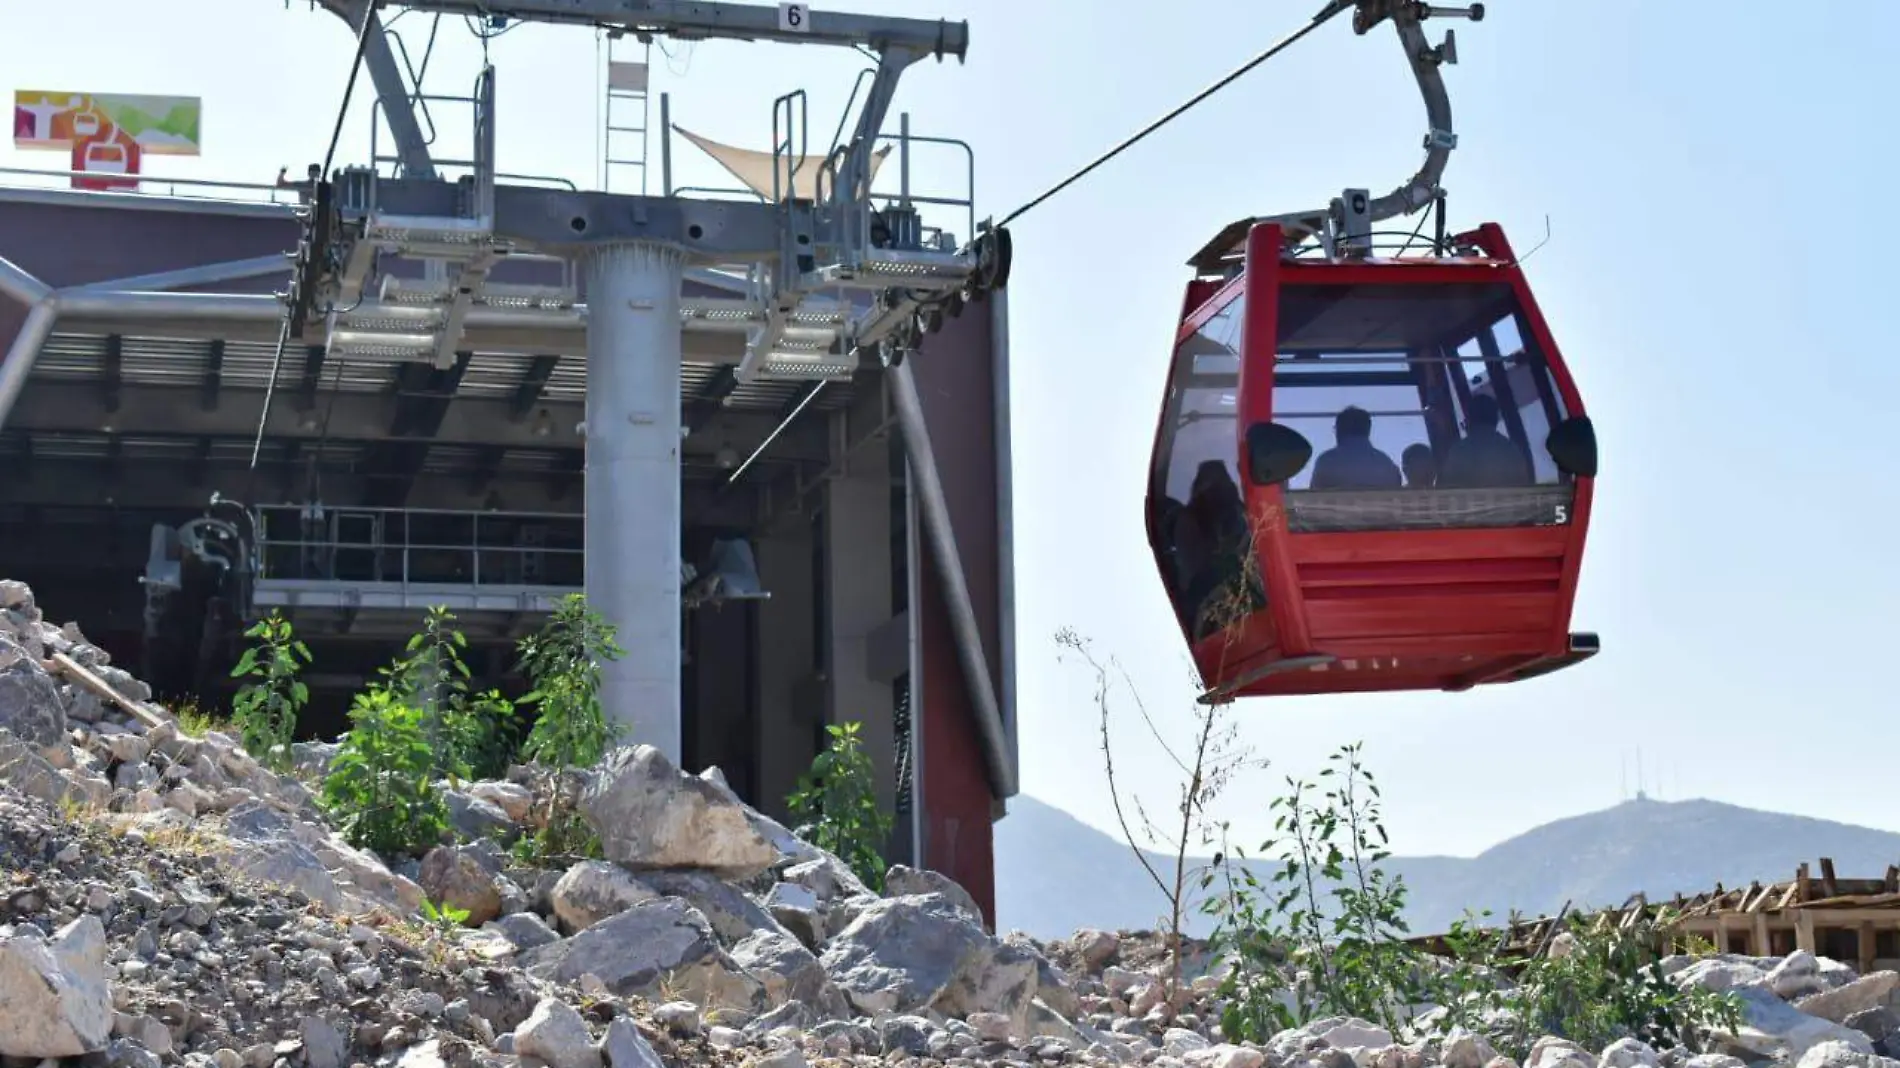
top-left (582, 241), bottom-right (685, 760)
top-left (754, 515), bottom-right (818, 820)
top-left (821, 407), bottom-right (896, 818)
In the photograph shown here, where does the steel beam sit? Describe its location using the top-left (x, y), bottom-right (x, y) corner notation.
top-left (0, 253), bottom-right (57, 433)
top-left (366, 353), bottom-right (475, 507)
top-left (46, 292), bottom-right (756, 363)
top-left (887, 360), bottom-right (1014, 799)
top-left (378, 0), bottom-right (966, 56)
top-left (0, 461), bottom-right (763, 525)
top-left (358, 180), bottom-right (786, 256)
top-left (5, 380), bottom-right (833, 461)
top-left (319, 0), bottom-right (440, 180)
top-left (510, 356), bottom-right (561, 419)
top-left (64, 255), bottom-right (293, 295)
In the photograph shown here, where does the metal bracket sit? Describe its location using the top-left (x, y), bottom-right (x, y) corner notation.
top-left (1259, 0), bottom-right (1486, 246)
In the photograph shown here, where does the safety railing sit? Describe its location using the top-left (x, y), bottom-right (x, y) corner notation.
top-left (871, 116), bottom-right (977, 251)
top-left (250, 504), bottom-right (584, 592)
top-left (0, 164), bottom-right (306, 206)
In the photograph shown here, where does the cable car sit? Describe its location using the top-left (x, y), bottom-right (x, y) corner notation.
top-left (1147, 218), bottom-right (1598, 702)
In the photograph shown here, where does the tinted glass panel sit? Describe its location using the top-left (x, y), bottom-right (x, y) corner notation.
top-left (1270, 281), bottom-right (1575, 532)
top-left (1150, 292), bottom-right (1265, 640)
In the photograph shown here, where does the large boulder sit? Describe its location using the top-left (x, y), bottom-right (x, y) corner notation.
top-left (1673, 957), bottom-right (1773, 995)
top-left (0, 658), bottom-right (67, 750)
top-left (1711, 987), bottom-right (1876, 1062)
top-left (578, 746), bottom-right (781, 879)
top-left (218, 800), bottom-right (425, 915)
top-left (443, 788), bottom-right (515, 842)
top-left (514, 999), bottom-right (601, 1068)
top-left (636, 869), bottom-right (785, 946)
top-left (819, 892), bottom-right (1042, 1025)
top-left (729, 928), bottom-right (850, 1017)
top-left (885, 864), bottom-right (983, 922)
top-left (550, 860), bottom-right (659, 934)
top-left (417, 845), bottom-right (505, 925)
top-left (1795, 1040), bottom-right (1900, 1068)
top-left (0, 915), bottom-right (113, 1057)
top-left (1800, 972), bottom-right (1900, 1025)
top-left (0, 729), bottom-right (108, 810)
top-left (468, 780), bottom-right (534, 822)
top-left (520, 897), bottom-right (764, 1012)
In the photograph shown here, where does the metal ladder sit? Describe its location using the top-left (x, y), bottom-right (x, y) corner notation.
top-left (602, 33), bottom-right (652, 195)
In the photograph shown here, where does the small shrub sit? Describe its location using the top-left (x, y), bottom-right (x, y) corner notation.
top-left (512, 593), bottom-right (624, 864)
top-left (1202, 743), bottom-right (1744, 1055)
top-left (169, 697), bottom-right (227, 739)
top-left (382, 606), bottom-right (517, 782)
top-left (1477, 914), bottom-right (1743, 1059)
top-left (321, 686), bottom-right (450, 858)
top-left (1204, 742), bottom-right (1419, 1038)
top-left (788, 720), bottom-right (891, 891)
top-left (228, 612), bottom-right (310, 771)
top-left (517, 593), bottom-right (623, 769)
top-left (421, 897), bottom-right (471, 933)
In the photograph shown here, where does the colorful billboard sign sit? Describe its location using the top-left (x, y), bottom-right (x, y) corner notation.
top-left (12, 90), bottom-right (202, 155)
top-left (12, 90), bottom-right (201, 191)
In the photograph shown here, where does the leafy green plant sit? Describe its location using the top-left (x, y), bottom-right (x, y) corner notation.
top-left (169, 696), bottom-right (227, 739)
top-left (1476, 914), bottom-right (1743, 1059)
top-left (382, 606), bottom-right (517, 782)
top-left (512, 594), bottom-right (624, 864)
top-left (1201, 743), bottom-right (1743, 1055)
top-left (517, 594), bottom-right (623, 769)
top-left (1205, 743), bottom-right (1446, 1038)
top-left (421, 897), bottom-right (471, 933)
top-left (228, 612), bottom-right (311, 771)
top-left (320, 686), bottom-right (450, 858)
top-left (788, 720), bottom-right (892, 891)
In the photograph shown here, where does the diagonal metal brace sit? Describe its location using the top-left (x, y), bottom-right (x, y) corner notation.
top-left (314, 0), bottom-right (440, 179)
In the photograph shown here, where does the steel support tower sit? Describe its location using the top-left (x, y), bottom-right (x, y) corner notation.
top-left (276, 0), bottom-right (1011, 764)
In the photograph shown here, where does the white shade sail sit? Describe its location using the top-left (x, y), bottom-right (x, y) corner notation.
top-left (674, 125), bottom-right (892, 202)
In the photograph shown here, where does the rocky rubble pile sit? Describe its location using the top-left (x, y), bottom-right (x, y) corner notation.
top-left (8, 573), bottom-right (1900, 1068)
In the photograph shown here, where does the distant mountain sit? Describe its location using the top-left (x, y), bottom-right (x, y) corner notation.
top-left (994, 794), bottom-right (1900, 941)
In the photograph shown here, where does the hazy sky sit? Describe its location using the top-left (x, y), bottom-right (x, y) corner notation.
top-left (4, 1), bottom-right (1896, 861)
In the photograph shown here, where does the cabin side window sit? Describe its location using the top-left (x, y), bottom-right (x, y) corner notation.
top-left (1269, 282), bottom-right (1575, 532)
top-left (1150, 292), bottom-right (1264, 640)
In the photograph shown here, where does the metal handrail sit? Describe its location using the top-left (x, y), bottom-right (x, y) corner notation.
top-left (871, 124), bottom-right (976, 246)
top-left (249, 504), bottom-right (583, 590)
top-left (0, 164), bottom-right (303, 204)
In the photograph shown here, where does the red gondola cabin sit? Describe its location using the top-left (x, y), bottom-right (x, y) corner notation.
top-left (1148, 220), bottom-right (1599, 701)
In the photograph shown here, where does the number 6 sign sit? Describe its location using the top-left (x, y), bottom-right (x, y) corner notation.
top-left (778, 3), bottom-right (809, 32)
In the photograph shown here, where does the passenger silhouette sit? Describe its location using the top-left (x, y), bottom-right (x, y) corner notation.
top-left (1309, 406), bottom-right (1401, 490)
top-left (1401, 443), bottom-right (1437, 489)
top-left (1439, 393), bottom-right (1533, 488)
top-left (1179, 461), bottom-right (1254, 640)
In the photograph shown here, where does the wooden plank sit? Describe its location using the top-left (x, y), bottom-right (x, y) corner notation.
top-left (44, 652), bottom-right (167, 730)
top-left (1797, 891), bottom-right (1900, 910)
top-left (1776, 907), bottom-right (1900, 924)
top-left (1796, 910), bottom-right (1817, 954)
top-left (1798, 863), bottom-right (1813, 906)
top-left (1821, 857), bottom-right (1840, 898)
top-left (1885, 866), bottom-right (1898, 894)
top-left (1754, 912), bottom-right (1773, 956)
